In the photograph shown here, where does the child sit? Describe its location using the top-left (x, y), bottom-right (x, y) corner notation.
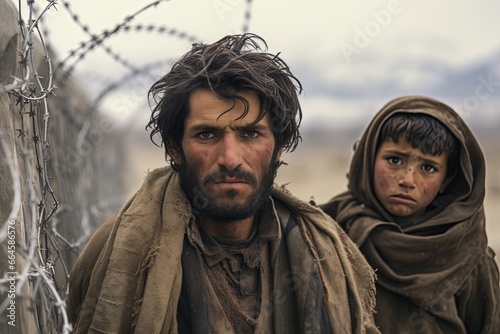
top-left (320, 96), bottom-right (499, 333)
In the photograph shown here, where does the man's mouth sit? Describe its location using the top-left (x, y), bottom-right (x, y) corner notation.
top-left (214, 178), bottom-right (248, 184)
top-left (205, 170), bottom-right (256, 186)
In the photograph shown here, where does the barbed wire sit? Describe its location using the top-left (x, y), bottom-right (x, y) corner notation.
top-left (55, 0), bottom-right (174, 78)
top-left (90, 58), bottom-right (176, 110)
top-left (1, 0), bottom-right (255, 332)
top-left (242, 0), bottom-right (253, 33)
top-left (57, 22), bottom-right (200, 80)
top-left (0, 0), bottom-right (71, 329)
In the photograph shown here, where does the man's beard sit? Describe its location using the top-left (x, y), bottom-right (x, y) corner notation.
top-left (177, 157), bottom-right (279, 223)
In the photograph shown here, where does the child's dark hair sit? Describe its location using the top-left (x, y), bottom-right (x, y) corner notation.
top-left (378, 113), bottom-right (459, 177)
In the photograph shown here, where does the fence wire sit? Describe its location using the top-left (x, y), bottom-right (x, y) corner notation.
top-left (0, 0), bottom-right (254, 332)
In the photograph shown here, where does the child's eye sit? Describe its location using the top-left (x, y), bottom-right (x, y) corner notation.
top-left (422, 164), bottom-right (437, 173)
top-left (387, 157), bottom-right (402, 165)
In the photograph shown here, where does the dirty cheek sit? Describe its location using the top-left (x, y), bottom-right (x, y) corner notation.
top-left (259, 142), bottom-right (275, 159)
top-left (374, 165), bottom-right (393, 193)
top-left (420, 181), bottom-right (441, 202)
top-left (189, 149), bottom-right (210, 167)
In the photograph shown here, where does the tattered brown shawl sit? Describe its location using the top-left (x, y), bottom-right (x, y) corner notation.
top-left (321, 96), bottom-right (500, 333)
top-left (68, 166), bottom-right (378, 333)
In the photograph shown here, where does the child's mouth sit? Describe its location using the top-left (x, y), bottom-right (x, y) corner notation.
top-left (391, 194), bottom-right (416, 203)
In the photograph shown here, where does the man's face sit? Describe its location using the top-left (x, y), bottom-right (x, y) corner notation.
top-left (171, 89), bottom-right (281, 222)
top-left (373, 135), bottom-right (449, 219)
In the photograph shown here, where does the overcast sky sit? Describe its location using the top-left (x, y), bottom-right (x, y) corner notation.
top-left (16, 0), bottom-right (500, 128)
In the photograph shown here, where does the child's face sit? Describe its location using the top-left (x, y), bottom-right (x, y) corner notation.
top-left (373, 135), bottom-right (449, 219)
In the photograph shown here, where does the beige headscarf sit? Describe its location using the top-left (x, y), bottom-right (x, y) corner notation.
top-left (321, 96), bottom-right (488, 309)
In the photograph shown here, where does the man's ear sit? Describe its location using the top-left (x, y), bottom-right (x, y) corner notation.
top-left (167, 140), bottom-right (182, 165)
top-left (275, 146), bottom-right (283, 162)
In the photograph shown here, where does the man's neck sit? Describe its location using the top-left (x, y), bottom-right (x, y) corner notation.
top-left (199, 216), bottom-right (255, 240)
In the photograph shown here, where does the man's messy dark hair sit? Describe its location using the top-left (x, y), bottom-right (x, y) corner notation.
top-left (378, 113), bottom-right (459, 176)
top-left (146, 33), bottom-right (303, 166)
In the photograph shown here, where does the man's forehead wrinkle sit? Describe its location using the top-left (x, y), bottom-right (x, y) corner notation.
top-left (190, 110), bottom-right (267, 125)
top-left (189, 118), bottom-right (267, 131)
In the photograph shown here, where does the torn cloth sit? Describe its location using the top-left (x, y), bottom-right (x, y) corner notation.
top-left (68, 166), bottom-right (378, 333)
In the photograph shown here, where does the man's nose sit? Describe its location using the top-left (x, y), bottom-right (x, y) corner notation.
top-left (217, 135), bottom-right (243, 170)
top-left (398, 167), bottom-right (416, 189)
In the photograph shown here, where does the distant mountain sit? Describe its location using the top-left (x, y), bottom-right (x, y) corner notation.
top-left (299, 50), bottom-right (500, 97)
top-left (296, 50), bottom-right (500, 128)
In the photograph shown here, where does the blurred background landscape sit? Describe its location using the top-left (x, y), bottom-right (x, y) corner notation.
top-left (33, 0), bottom-right (498, 256)
top-left (2, 1), bottom-right (499, 331)
top-left (10, 0), bottom-right (500, 266)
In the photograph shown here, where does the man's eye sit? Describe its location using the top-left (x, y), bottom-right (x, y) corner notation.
top-left (243, 131), bottom-right (259, 138)
top-left (198, 132), bottom-right (215, 139)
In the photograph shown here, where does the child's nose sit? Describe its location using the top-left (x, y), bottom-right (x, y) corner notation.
top-left (398, 167), bottom-right (416, 189)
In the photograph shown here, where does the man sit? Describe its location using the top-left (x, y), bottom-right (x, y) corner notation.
top-left (68, 33), bottom-right (379, 334)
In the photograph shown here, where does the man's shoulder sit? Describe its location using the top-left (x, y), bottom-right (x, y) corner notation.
top-left (68, 216), bottom-right (116, 323)
top-left (75, 218), bottom-right (113, 269)
top-left (83, 216), bottom-right (116, 254)
top-left (271, 188), bottom-right (346, 234)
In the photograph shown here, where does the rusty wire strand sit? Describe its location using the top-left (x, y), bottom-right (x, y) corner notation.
top-left (1, 0), bottom-right (255, 332)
